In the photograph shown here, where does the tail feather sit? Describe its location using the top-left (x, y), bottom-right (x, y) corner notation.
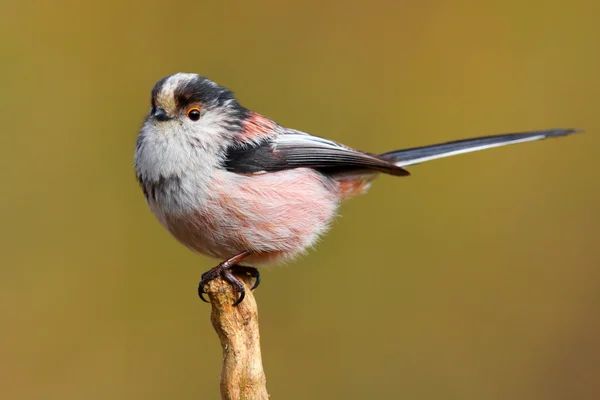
top-left (380, 129), bottom-right (582, 167)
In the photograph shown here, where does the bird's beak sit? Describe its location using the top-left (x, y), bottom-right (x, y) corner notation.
top-left (154, 108), bottom-right (171, 122)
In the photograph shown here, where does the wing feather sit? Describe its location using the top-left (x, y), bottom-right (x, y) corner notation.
top-left (224, 133), bottom-right (409, 176)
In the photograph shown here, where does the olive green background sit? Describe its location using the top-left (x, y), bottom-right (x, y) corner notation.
top-left (1, 1), bottom-right (599, 399)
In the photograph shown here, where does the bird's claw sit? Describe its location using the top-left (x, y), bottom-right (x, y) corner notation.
top-left (231, 265), bottom-right (261, 290)
top-left (197, 264), bottom-right (260, 306)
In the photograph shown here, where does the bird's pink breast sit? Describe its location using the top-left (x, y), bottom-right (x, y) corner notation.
top-left (163, 168), bottom-right (342, 265)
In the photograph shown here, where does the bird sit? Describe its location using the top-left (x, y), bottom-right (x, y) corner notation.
top-left (134, 72), bottom-right (581, 305)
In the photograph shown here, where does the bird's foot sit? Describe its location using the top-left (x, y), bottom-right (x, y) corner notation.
top-left (230, 265), bottom-right (261, 290)
top-left (198, 263), bottom-right (260, 306)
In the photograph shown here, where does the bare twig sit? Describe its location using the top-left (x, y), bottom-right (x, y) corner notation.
top-left (205, 275), bottom-right (269, 400)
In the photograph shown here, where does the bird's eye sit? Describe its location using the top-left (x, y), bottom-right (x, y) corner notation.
top-left (187, 108), bottom-right (201, 121)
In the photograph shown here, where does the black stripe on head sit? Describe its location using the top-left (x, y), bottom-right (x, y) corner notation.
top-left (174, 76), bottom-right (237, 109)
top-left (150, 75), bottom-right (170, 111)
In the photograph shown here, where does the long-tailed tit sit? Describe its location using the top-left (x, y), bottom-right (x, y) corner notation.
top-left (135, 73), bottom-right (581, 304)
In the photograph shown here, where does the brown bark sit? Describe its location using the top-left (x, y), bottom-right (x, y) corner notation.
top-left (205, 275), bottom-right (269, 400)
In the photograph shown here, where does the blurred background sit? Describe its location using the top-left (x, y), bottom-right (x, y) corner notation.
top-left (1, 0), bottom-right (599, 399)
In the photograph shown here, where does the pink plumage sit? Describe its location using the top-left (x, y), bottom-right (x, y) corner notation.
top-left (163, 168), bottom-right (342, 265)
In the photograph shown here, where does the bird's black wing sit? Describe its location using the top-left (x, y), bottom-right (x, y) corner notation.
top-left (223, 132), bottom-right (409, 176)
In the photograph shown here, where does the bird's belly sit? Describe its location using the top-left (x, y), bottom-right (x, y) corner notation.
top-left (155, 168), bottom-right (341, 265)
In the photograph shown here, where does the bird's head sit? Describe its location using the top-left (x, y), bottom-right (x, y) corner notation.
top-left (142, 73), bottom-right (248, 148)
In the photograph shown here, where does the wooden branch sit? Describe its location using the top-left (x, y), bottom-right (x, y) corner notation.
top-left (205, 274), bottom-right (269, 400)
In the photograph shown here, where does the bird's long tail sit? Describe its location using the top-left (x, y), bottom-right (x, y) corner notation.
top-left (380, 129), bottom-right (582, 167)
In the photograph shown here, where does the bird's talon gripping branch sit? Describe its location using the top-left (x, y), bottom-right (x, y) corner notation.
top-left (198, 291), bottom-right (209, 303)
top-left (222, 269), bottom-right (246, 305)
top-left (197, 251), bottom-right (256, 306)
top-left (230, 265), bottom-right (261, 290)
